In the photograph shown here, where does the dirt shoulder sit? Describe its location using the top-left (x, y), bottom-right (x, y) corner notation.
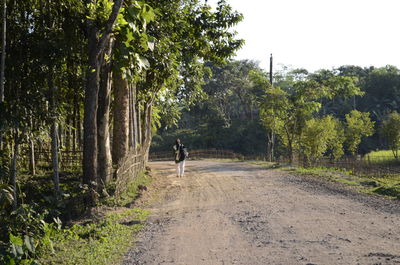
top-left (123, 160), bottom-right (400, 265)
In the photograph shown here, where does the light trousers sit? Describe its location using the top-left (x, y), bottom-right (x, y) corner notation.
top-left (176, 160), bottom-right (186, 177)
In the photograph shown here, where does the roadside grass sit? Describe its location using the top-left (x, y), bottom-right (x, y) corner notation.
top-left (103, 170), bottom-right (153, 207)
top-left (39, 208), bottom-right (149, 265)
top-left (188, 158), bottom-right (242, 162)
top-left (246, 161), bottom-right (400, 199)
top-left (34, 170), bottom-right (153, 265)
top-left (285, 166), bottom-right (400, 200)
top-left (248, 161), bottom-right (278, 169)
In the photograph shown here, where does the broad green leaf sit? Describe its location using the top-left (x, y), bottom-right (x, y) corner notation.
top-left (11, 244), bottom-right (17, 257)
top-left (147, 36), bottom-right (156, 51)
top-left (139, 34), bottom-right (149, 50)
top-left (127, 6), bottom-right (140, 20)
top-left (10, 234), bottom-right (23, 246)
top-left (16, 245), bottom-right (24, 255)
top-left (138, 56), bottom-right (150, 70)
top-left (128, 22), bottom-right (138, 33)
top-left (140, 4), bottom-right (155, 23)
top-left (24, 235), bottom-right (34, 253)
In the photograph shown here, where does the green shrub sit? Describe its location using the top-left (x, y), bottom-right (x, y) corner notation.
top-left (0, 204), bottom-right (62, 265)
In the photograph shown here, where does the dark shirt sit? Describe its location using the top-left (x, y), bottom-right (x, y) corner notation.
top-left (174, 143), bottom-right (186, 163)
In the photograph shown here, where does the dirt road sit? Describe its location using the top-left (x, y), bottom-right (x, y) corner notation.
top-left (123, 161), bottom-right (400, 265)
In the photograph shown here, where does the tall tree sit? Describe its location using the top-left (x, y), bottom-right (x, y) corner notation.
top-left (97, 39), bottom-right (114, 185)
top-left (83, 0), bottom-right (124, 200)
top-left (300, 115), bottom-right (344, 165)
top-left (0, 0), bottom-right (6, 102)
top-left (136, 0), bottom-right (244, 154)
top-left (264, 69), bottom-right (363, 162)
top-left (381, 111), bottom-right (400, 160)
top-left (112, 69), bottom-right (130, 164)
top-left (110, 1), bottom-right (155, 165)
top-left (345, 110), bottom-right (375, 156)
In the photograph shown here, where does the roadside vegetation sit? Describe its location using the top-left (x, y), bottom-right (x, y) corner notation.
top-left (1, 169), bottom-right (153, 265)
top-left (1, 0), bottom-right (244, 264)
top-left (39, 208), bottom-right (149, 265)
top-left (288, 166), bottom-right (400, 200)
top-left (249, 158), bottom-right (400, 200)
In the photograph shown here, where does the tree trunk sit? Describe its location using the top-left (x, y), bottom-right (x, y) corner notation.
top-left (288, 140), bottom-right (293, 164)
top-left (266, 131), bottom-right (275, 162)
top-left (48, 69), bottom-right (60, 194)
top-left (112, 69), bottom-right (129, 165)
top-left (266, 134), bottom-right (272, 162)
top-left (83, 21), bottom-right (100, 201)
top-left (143, 101), bottom-right (153, 155)
top-left (128, 83), bottom-right (138, 150)
top-left (29, 137), bottom-right (36, 176)
top-left (132, 84), bottom-right (138, 150)
top-left (145, 104), bottom-right (153, 160)
top-left (271, 132), bottom-right (275, 161)
top-left (65, 118), bottom-right (71, 151)
top-left (128, 83), bottom-right (134, 148)
top-left (58, 123), bottom-right (63, 166)
top-left (141, 102), bottom-right (148, 148)
top-left (83, 0), bottom-right (124, 203)
top-left (0, 0), bottom-right (6, 102)
top-left (137, 101), bottom-right (142, 148)
top-left (97, 39), bottom-right (113, 186)
top-left (72, 99), bottom-right (77, 152)
top-left (76, 95), bottom-right (82, 150)
top-left (10, 130), bottom-right (18, 210)
top-left (58, 123), bottom-right (63, 150)
top-left (51, 121), bottom-right (60, 193)
top-left (0, 0), bottom-right (6, 149)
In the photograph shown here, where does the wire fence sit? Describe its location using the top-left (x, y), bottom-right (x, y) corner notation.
top-left (30, 149), bottom-right (83, 170)
top-left (149, 149), bottom-right (242, 161)
top-left (32, 147), bottom-right (147, 200)
top-left (150, 149), bottom-right (400, 177)
top-left (114, 148), bottom-right (147, 200)
top-left (276, 156), bottom-right (400, 176)
top-left (33, 147), bottom-right (400, 180)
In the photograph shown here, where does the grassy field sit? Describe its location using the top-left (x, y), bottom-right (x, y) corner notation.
top-left (364, 149), bottom-right (399, 163)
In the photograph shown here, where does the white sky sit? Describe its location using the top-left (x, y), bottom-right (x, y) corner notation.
top-left (209, 0), bottom-right (400, 72)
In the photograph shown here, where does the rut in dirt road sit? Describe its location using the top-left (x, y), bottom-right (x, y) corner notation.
top-left (123, 161), bottom-right (400, 265)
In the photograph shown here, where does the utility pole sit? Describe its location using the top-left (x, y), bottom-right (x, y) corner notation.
top-left (267, 53), bottom-right (275, 162)
top-left (269, 53), bottom-right (273, 85)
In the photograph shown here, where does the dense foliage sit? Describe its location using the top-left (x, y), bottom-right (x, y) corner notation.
top-left (153, 61), bottom-right (400, 163)
top-left (381, 111), bottom-right (400, 160)
top-left (152, 60), bottom-right (267, 155)
top-left (0, 0), bottom-right (243, 263)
